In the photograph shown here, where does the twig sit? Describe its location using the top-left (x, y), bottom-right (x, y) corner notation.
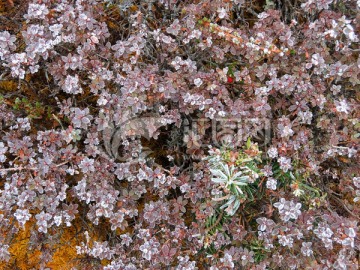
top-left (325, 187), bottom-right (359, 219)
top-left (0, 161), bottom-right (69, 173)
top-left (211, 194), bottom-right (230, 202)
top-left (205, 211), bottom-right (224, 234)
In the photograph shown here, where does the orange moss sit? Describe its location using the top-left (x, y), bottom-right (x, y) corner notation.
top-left (5, 222), bottom-right (41, 270)
top-left (0, 80), bottom-right (18, 93)
top-left (0, 213), bottom-right (112, 269)
top-left (46, 227), bottom-right (79, 270)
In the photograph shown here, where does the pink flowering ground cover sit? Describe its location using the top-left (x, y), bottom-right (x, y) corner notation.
top-left (0, 0), bottom-right (359, 269)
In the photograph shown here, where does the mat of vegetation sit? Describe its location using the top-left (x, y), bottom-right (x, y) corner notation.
top-left (0, 0), bottom-right (359, 269)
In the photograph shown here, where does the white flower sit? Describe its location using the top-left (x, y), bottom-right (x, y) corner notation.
top-left (14, 209), bottom-right (31, 228)
top-left (301, 242), bottom-right (313, 257)
top-left (97, 96), bottom-right (108, 106)
top-left (274, 198), bottom-right (302, 221)
top-left (26, 3), bottom-right (49, 20)
top-left (278, 235), bottom-right (294, 247)
top-left (79, 157), bottom-right (95, 173)
top-left (35, 211), bottom-right (52, 233)
top-left (0, 141), bottom-right (8, 162)
top-left (354, 190), bottom-right (360, 202)
top-left (266, 178), bottom-right (277, 190)
top-left (194, 78), bottom-right (203, 87)
top-left (161, 34), bottom-right (174, 44)
top-left (62, 75), bottom-right (82, 94)
top-left (205, 107), bottom-right (217, 119)
top-left (0, 244), bottom-right (10, 262)
top-left (220, 253), bottom-right (234, 268)
top-left (267, 147), bottom-right (278, 158)
top-left (54, 215), bottom-right (63, 226)
top-left (258, 12), bottom-right (269, 19)
top-left (343, 24), bottom-right (358, 42)
top-left (311, 53), bottom-right (324, 66)
top-left (298, 111), bottom-right (313, 124)
top-left (335, 99), bottom-right (351, 114)
top-left (278, 156), bottom-right (292, 172)
top-left (331, 85), bottom-right (341, 95)
top-left (49, 23), bottom-right (63, 36)
top-left (218, 110), bottom-right (226, 117)
top-left (256, 217), bottom-right (275, 232)
top-left (279, 124), bottom-right (294, 137)
top-left (166, 19), bottom-right (181, 35)
top-left (353, 177), bottom-right (360, 188)
top-left (217, 7), bottom-right (227, 19)
top-left (273, 197), bottom-right (286, 211)
top-left (180, 183), bottom-right (190, 193)
top-left (293, 188), bottom-right (305, 197)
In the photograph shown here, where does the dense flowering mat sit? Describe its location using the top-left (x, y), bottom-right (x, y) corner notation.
top-left (0, 0), bottom-right (359, 269)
